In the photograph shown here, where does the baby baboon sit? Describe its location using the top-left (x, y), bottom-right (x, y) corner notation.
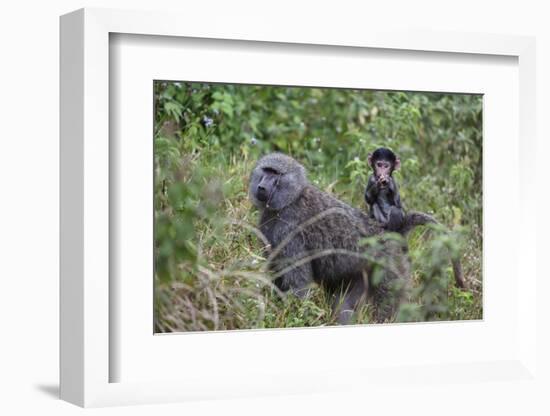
top-left (249, 152), bottom-right (411, 323)
top-left (365, 147), bottom-right (405, 232)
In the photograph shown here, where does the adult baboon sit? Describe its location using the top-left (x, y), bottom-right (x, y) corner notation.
top-left (249, 152), bottom-right (411, 323)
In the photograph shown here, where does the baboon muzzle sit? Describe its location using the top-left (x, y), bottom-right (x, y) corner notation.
top-left (256, 185), bottom-right (268, 202)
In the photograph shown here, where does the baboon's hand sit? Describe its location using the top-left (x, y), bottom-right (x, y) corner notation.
top-left (378, 175), bottom-right (389, 188)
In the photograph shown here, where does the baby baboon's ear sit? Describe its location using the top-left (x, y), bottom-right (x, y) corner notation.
top-left (367, 153), bottom-right (373, 168)
top-left (394, 158), bottom-right (401, 171)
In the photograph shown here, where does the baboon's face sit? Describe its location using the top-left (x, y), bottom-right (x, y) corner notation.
top-left (254, 167), bottom-right (280, 204)
top-left (249, 157), bottom-right (305, 211)
top-left (250, 166), bottom-right (284, 210)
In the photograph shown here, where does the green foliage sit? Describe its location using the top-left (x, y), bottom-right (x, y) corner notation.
top-left (153, 81), bottom-right (483, 332)
top-left (398, 224), bottom-right (468, 322)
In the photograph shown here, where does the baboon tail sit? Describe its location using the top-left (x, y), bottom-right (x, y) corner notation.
top-left (400, 211), bottom-right (437, 235)
top-left (401, 211), bottom-right (467, 289)
top-left (452, 257), bottom-right (467, 289)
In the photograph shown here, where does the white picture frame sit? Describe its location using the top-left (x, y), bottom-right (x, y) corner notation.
top-left (60, 8), bottom-right (538, 408)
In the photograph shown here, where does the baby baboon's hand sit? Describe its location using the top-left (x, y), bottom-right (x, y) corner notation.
top-left (378, 175), bottom-right (389, 188)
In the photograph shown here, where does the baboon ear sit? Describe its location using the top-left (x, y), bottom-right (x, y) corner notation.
top-left (367, 153), bottom-right (373, 167)
top-left (394, 158), bottom-right (401, 170)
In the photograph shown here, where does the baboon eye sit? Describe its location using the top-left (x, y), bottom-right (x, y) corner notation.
top-left (262, 167), bottom-right (279, 175)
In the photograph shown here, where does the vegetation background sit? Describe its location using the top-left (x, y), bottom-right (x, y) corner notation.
top-left (154, 81), bottom-right (483, 332)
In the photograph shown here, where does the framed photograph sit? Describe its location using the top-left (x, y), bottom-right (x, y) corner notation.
top-left (60, 8), bottom-right (537, 408)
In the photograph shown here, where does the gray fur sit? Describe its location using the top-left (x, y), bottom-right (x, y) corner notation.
top-left (249, 153), bottom-right (411, 323)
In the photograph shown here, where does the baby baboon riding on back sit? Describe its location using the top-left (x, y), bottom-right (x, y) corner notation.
top-left (365, 147), bottom-right (405, 232)
top-left (364, 147), bottom-right (466, 287)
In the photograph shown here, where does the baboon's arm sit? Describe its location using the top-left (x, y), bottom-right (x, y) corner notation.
top-left (364, 175), bottom-right (379, 205)
top-left (388, 177), bottom-right (403, 210)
